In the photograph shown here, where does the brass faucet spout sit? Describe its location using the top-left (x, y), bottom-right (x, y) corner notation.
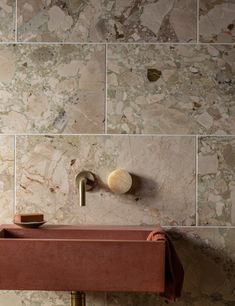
top-left (79, 177), bottom-right (86, 207)
top-left (76, 171), bottom-right (96, 206)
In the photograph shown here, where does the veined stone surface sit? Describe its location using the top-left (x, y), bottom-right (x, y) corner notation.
top-left (107, 44), bottom-right (235, 135)
top-left (0, 0), bottom-right (15, 41)
top-left (16, 135), bottom-right (196, 226)
top-left (0, 44), bottom-right (105, 133)
top-left (0, 136), bottom-right (14, 224)
top-left (200, 0), bottom-right (235, 43)
top-left (198, 136), bottom-right (235, 226)
top-left (17, 0), bottom-right (197, 42)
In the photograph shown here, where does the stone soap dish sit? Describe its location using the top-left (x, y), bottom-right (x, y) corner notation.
top-left (14, 221), bottom-right (47, 228)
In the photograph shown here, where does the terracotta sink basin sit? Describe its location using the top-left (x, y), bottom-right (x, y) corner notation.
top-left (0, 224), bottom-right (165, 292)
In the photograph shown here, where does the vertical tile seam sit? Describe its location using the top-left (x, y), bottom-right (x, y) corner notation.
top-left (13, 135), bottom-right (16, 215)
top-left (195, 135), bottom-right (199, 226)
top-left (105, 43), bottom-right (108, 134)
top-left (197, 0), bottom-right (199, 43)
top-left (15, 0), bottom-right (18, 42)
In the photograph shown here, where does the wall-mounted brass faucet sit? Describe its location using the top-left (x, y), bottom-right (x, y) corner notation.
top-left (75, 171), bottom-right (96, 206)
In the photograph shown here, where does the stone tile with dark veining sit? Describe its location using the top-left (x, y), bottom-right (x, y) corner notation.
top-left (198, 136), bottom-right (235, 226)
top-left (16, 135), bottom-right (196, 226)
top-left (107, 227), bottom-right (235, 306)
top-left (200, 0), bottom-right (235, 43)
top-left (0, 136), bottom-right (14, 224)
top-left (0, 44), bottom-right (105, 134)
top-left (17, 0), bottom-right (197, 42)
top-left (107, 44), bottom-right (235, 135)
top-left (0, 0), bottom-right (15, 41)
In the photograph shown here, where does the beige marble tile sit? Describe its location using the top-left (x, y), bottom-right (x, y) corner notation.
top-left (0, 136), bottom-right (15, 306)
top-left (16, 135), bottom-right (196, 226)
top-left (17, 0), bottom-right (197, 42)
top-left (0, 135), bottom-right (14, 224)
top-left (198, 136), bottom-right (235, 226)
top-left (0, 0), bottom-right (15, 41)
top-left (107, 44), bottom-right (235, 135)
top-left (0, 44), bottom-right (105, 133)
top-left (107, 227), bottom-right (235, 306)
top-left (0, 291), bottom-right (69, 306)
top-left (200, 0), bottom-right (235, 43)
top-left (0, 290), bottom-right (105, 305)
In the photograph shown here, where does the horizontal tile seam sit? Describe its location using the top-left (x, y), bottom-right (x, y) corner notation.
top-left (0, 42), bottom-right (234, 46)
top-left (2, 134), bottom-right (235, 137)
top-left (162, 225), bottom-right (235, 229)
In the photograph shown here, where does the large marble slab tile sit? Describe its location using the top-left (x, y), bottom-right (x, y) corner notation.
top-left (0, 0), bottom-right (15, 41)
top-left (198, 136), bottom-right (235, 226)
top-left (107, 44), bottom-right (235, 135)
top-left (0, 44), bottom-right (105, 133)
top-left (200, 0), bottom-right (235, 43)
top-left (0, 135), bottom-right (14, 224)
top-left (107, 227), bottom-right (235, 306)
top-left (16, 135), bottom-right (196, 226)
top-left (17, 0), bottom-right (197, 42)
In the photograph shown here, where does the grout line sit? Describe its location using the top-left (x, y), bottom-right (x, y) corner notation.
top-left (0, 41), bottom-right (234, 46)
top-left (4, 133), bottom-right (235, 137)
top-left (195, 135), bottom-right (199, 226)
top-left (197, 0), bottom-right (199, 43)
top-left (13, 135), bottom-right (16, 215)
top-left (15, 0), bottom-right (18, 42)
top-left (162, 225), bottom-right (235, 229)
top-left (105, 44), bottom-right (108, 134)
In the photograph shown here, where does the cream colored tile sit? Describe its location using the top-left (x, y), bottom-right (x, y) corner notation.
top-left (0, 0), bottom-right (15, 41)
top-left (198, 136), bottom-right (235, 225)
top-left (17, 0), bottom-right (197, 42)
top-left (107, 44), bottom-right (235, 135)
top-left (200, 0), bottom-right (235, 43)
top-left (0, 44), bottom-right (105, 133)
top-left (16, 135), bottom-right (195, 226)
top-left (0, 135), bottom-right (14, 224)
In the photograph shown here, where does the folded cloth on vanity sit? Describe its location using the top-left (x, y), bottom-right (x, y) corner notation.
top-left (147, 230), bottom-right (184, 301)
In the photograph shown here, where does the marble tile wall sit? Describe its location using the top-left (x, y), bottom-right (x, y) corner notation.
top-left (0, 1), bottom-right (234, 305)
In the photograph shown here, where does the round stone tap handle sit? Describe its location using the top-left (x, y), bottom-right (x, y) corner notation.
top-left (107, 169), bottom-right (132, 194)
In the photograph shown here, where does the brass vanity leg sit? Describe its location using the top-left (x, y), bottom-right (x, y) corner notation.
top-left (70, 291), bottom-right (86, 306)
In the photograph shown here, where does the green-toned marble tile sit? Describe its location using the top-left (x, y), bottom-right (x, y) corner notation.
top-left (198, 136), bottom-right (235, 226)
top-left (0, 44), bottom-right (105, 133)
top-left (0, 135), bottom-right (14, 224)
top-left (0, 0), bottom-right (15, 41)
top-left (16, 135), bottom-right (196, 225)
top-left (200, 0), bottom-right (235, 43)
top-left (107, 44), bottom-right (235, 135)
top-left (107, 227), bottom-right (235, 306)
top-left (17, 0), bottom-right (197, 42)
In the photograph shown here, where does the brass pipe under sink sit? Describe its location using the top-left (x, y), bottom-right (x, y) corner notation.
top-left (71, 291), bottom-right (86, 306)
